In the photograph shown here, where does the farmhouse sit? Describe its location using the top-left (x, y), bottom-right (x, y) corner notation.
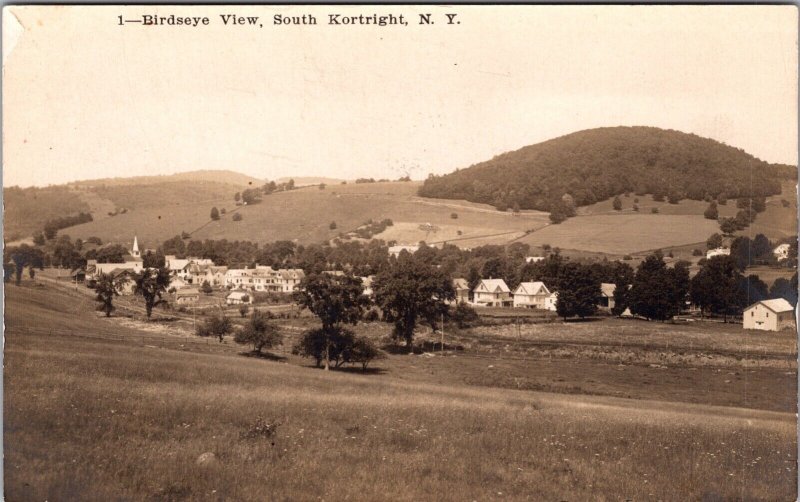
top-left (226, 291), bottom-right (252, 305)
top-left (599, 283), bottom-right (616, 311)
top-left (743, 299), bottom-right (795, 331)
top-left (773, 243), bottom-right (791, 262)
top-left (473, 279), bottom-right (512, 307)
top-left (175, 287), bottom-right (200, 304)
top-left (706, 247), bottom-right (730, 259)
top-left (452, 278), bottom-right (470, 304)
top-left (512, 281), bottom-right (551, 308)
top-left (277, 268), bottom-right (306, 292)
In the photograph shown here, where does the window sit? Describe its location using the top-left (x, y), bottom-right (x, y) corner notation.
top-left (751, 311), bottom-right (754, 317)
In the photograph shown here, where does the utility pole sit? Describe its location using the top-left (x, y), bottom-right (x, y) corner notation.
top-left (441, 312), bottom-right (445, 352)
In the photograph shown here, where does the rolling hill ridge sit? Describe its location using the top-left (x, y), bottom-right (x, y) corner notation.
top-left (419, 126), bottom-right (796, 211)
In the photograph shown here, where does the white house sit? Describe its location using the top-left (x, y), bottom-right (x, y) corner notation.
top-left (706, 247), bottom-right (730, 259)
top-left (743, 299), bottom-right (795, 331)
top-left (277, 268), bottom-right (306, 293)
top-left (512, 282), bottom-right (551, 308)
top-left (773, 243), bottom-right (791, 262)
top-left (599, 283), bottom-right (616, 311)
top-left (226, 291), bottom-right (252, 305)
top-left (360, 276), bottom-right (375, 297)
top-left (473, 279), bottom-right (512, 307)
top-left (225, 268), bottom-right (254, 289)
top-left (525, 256), bottom-right (546, 264)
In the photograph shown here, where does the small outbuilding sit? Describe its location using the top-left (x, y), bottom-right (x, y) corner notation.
top-left (175, 287), bottom-right (200, 304)
top-left (226, 291), bottom-right (252, 305)
top-left (743, 299), bottom-right (795, 331)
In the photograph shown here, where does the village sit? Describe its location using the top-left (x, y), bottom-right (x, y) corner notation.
top-left (73, 234), bottom-right (797, 333)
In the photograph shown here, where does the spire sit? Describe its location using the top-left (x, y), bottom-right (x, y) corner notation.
top-left (132, 235), bottom-right (140, 258)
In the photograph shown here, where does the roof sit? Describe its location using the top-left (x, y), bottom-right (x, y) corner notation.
top-left (476, 279), bottom-right (510, 293)
top-left (227, 291), bottom-right (250, 300)
top-left (167, 259), bottom-right (191, 271)
top-left (514, 282), bottom-right (549, 296)
top-left (176, 288), bottom-right (200, 297)
top-left (453, 278), bottom-right (469, 290)
top-left (746, 298), bottom-right (794, 313)
top-left (600, 283), bottom-right (616, 298)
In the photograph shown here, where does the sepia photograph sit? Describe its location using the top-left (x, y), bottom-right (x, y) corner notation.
top-left (2, 4), bottom-right (798, 500)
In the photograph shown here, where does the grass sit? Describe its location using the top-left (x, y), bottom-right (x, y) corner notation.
top-left (4, 283), bottom-right (798, 500)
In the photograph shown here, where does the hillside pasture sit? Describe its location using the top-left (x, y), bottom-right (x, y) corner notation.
top-left (518, 213), bottom-right (721, 255)
top-left (4, 284), bottom-right (797, 501)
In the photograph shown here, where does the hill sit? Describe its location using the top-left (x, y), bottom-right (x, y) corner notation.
top-left (419, 126), bottom-right (796, 211)
top-left (66, 169), bottom-right (263, 188)
top-left (3, 185), bottom-right (90, 241)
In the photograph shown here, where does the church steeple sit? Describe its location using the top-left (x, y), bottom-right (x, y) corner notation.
top-left (132, 235), bottom-right (140, 258)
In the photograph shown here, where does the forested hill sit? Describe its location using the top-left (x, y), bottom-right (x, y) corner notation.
top-left (419, 126), bottom-right (796, 212)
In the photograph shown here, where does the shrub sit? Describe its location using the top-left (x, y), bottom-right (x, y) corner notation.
top-left (196, 314), bottom-right (233, 342)
top-left (651, 207), bottom-right (659, 214)
top-left (239, 304), bottom-right (250, 318)
top-left (232, 213), bottom-right (243, 222)
top-left (450, 302), bottom-right (479, 328)
top-left (450, 212), bottom-right (458, 219)
top-left (692, 249), bottom-right (703, 256)
top-left (234, 310), bottom-right (282, 354)
top-left (342, 337), bottom-right (385, 371)
top-left (329, 221), bottom-right (337, 230)
top-left (292, 327), bottom-right (354, 369)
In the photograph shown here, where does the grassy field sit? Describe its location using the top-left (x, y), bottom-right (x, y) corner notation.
top-left (11, 173), bottom-right (797, 255)
top-left (4, 282), bottom-right (797, 500)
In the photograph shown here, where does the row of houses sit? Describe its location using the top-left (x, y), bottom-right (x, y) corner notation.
top-left (453, 278), bottom-right (616, 312)
top-left (85, 237), bottom-right (305, 302)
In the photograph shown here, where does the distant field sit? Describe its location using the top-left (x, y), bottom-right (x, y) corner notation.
top-left (11, 176), bottom-right (797, 255)
top-left (4, 284), bottom-right (797, 500)
top-left (518, 214), bottom-right (721, 255)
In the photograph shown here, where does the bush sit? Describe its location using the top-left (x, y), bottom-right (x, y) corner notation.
top-left (233, 213), bottom-right (243, 222)
top-left (234, 310), bottom-right (282, 354)
top-left (239, 304), bottom-right (250, 318)
top-left (196, 315), bottom-right (233, 342)
top-left (329, 221), bottom-right (337, 230)
top-left (343, 336), bottom-right (385, 371)
top-left (450, 302), bottom-right (479, 328)
top-left (692, 249), bottom-right (703, 256)
top-left (623, 255), bottom-right (633, 260)
top-left (651, 207), bottom-right (659, 214)
top-left (612, 196), bottom-right (622, 211)
top-left (450, 212), bottom-right (458, 219)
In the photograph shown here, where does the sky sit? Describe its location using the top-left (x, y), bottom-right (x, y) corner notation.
top-left (3, 5), bottom-right (797, 187)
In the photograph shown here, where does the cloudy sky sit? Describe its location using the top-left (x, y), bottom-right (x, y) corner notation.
top-left (3, 5), bottom-right (797, 187)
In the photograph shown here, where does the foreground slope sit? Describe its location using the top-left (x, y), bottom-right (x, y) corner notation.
top-left (4, 284), bottom-right (797, 501)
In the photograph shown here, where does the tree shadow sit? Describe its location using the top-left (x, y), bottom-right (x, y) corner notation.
top-left (562, 317), bottom-right (605, 323)
top-left (238, 350), bottom-right (287, 362)
top-left (336, 366), bottom-right (387, 375)
top-left (381, 343), bottom-right (424, 355)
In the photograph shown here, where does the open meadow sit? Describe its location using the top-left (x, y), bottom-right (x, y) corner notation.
top-left (4, 282), bottom-right (797, 501)
top-left (21, 176), bottom-right (794, 256)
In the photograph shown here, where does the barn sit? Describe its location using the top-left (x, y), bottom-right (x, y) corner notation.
top-left (743, 299), bottom-right (795, 331)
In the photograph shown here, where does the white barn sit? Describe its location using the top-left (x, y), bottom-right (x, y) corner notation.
top-left (743, 299), bottom-right (795, 331)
